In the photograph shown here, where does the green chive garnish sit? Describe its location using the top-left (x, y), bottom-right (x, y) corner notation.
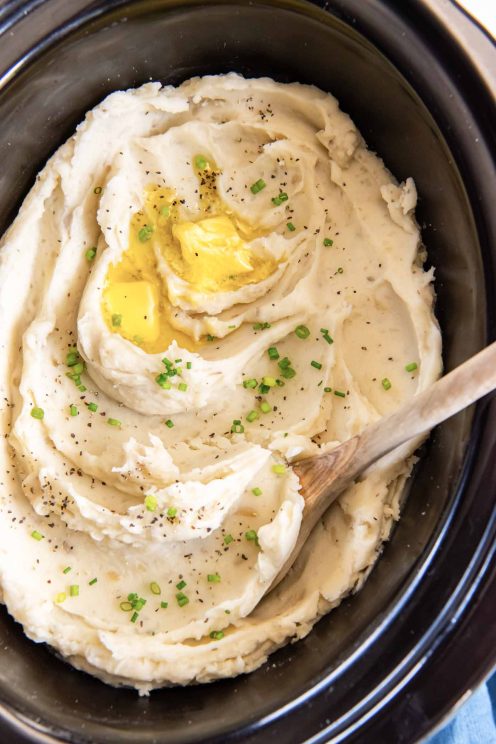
top-left (334, 390), bottom-right (346, 398)
top-left (382, 378), bottom-right (392, 391)
top-left (160, 601), bottom-right (168, 609)
top-left (286, 222), bottom-right (296, 232)
top-left (55, 593), bottom-right (66, 603)
top-left (150, 582), bottom-right (161, 595)
top-left (210, 630), bottom-right (225, 640)
top-left (165, 419), bottom-right (174, 428)
top-left (111, 314), bottom-right (122, 327)
top-left (195, 154), bottom-right (208, 169)
top-left (206, 334), bottom-right (216, 342)
top-left (31, 530), bottom-right (44, 541)
top-left (186, 361), bottom-right (192, 369)
top-left (320, 328), bottom-right (333, 344)
top-left (323, 238), bottom-right (333, 246)
top-left (138, 224), bottom-right (154, 242)
top-left (120, 601), bottom-right (133, 611)
top-left (245, 530), bottom-right (258, 542)
top-left (246, 410), bottom-right (259, 423)
top-left (207, 573), bottom-right (221, 583)
top-left (324, 387), bottom-right (332, 393)
top-left (224, 534), bottom-right (234, 545)
top-left (89, 578), bottom-right (97, 586)
top-left (63, 566), bottom-right (72, 574)
top-left (311, 360), bottom-right (322, 370)
top-left (405, 362), bottom-right (418, 372)
top-left (176, 580), bottom-right (186, 590)
top-left (156, 373), bottom-right (172, 389)
top-left (178, 382), bottom-right (188, 392)
top-left (160, 205), bottom-right (170, 217)
top-left (243, 378), bottom-right (258, 389)
top-left (250, 178), bottom-right (266, 194)
top-left (85, 247), bottom-right (96, 261)
top-left (144, 494), bottom-right (158, 512)
top-left (107, 418), bottom-right (121, 427)
top-left (280, 367), bottom-right (296, 379)
top-left (260, 401), bottom-right (271, 414)
top-left (231, 419), bottom-right (245, 434)
top-left (66, 350), bottom-right (79, 366)
top-left (262, 376), bottom-right (277, 387)
top-left (69, 404), bottom-right (78, 417)
top-left (31, 407), bottom-right (44, 420)
top-left (167, 507), bottom-right (177, 518)
top-left (87, 402), bottom-right (98, 412)
top-left (295, 325), bottom-right (310, 339)
top-left (272, 464), bottom-right (286, 475)
top-left (176, 592), bottom-right (189, 607)
top-left (272, 192), bottom-right (288, 206)
top-left (130, 612), bottom-right (139, 623)
top-left (268, 347), bottom-right (279, 360)
top-left (69, 585), bottom-right (79, 597)
top-left (93, 186), bottom-right (102, 195)
top-left (252, 487), bottom-right (263, 496)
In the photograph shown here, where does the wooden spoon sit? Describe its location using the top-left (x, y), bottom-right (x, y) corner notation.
top-left (270, 341), bottom-right (496, 591)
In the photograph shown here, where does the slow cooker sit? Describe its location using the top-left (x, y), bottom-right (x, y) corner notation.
top-left (0, 1), bottom-right (494, 742)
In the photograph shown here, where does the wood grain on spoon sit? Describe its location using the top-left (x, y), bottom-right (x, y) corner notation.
top-left (270, 341), bottom-right (496, 591)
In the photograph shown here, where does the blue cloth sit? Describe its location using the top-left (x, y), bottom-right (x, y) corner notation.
top-left (427, 674), bottom-right (496, 743)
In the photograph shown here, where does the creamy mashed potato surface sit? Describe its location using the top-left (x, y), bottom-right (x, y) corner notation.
top-left (0, 74), bottom-right (441, 693)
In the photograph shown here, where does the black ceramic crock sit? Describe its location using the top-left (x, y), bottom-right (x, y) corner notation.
top-left (0, 1), bottom-right (495, 742)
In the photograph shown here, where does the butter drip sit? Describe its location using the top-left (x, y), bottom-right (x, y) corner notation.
top-left (102, 157), bottom-right (277, 353)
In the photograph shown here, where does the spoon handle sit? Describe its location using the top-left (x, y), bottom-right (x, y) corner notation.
top-left (349, 340), bottom-right (496, 478)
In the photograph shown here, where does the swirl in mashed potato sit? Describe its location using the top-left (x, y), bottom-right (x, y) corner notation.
top-left (0, 74), bottom-right (441, 693)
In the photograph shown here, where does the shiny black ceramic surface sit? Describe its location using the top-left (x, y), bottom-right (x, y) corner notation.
top-left (0, 1), bottom-right (494, 742)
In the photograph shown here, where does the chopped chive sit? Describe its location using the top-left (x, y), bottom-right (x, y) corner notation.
top-left (63, 566), bottom-right (72, 574)
top-left (150, 582), bottom-right (161, 595)
top-left (210, 630), bottom-right (225, 640)
top-left (245, 529), bottom-right (258, 542)
top-left (206, 334), bottom-right (216, 342)
top-left (111, 314), bottom-right (122, 327)
top-left (186, 361), bottom-right (192, 369)
top-left (167, 507), bottom-right (177, 518)
top-left (66, 350), bottom-right (80, 366)
top-left (55, 593), bottom-right (66, 603)
top-left (337, 267), bottom-right (344, 274)
top-left (130, 611), bottom-right (139, 623)
top-left (272, 464), bottom-right (286, 475)
top-left (176, 592), bottom-right (189, 607)
top-left (272, 192), bottom-right (288, 206)
top-left (107, 417), bottom-right (121, 427)
top-left (253, 321), bottom-right (271, 330)
top-left (320, 328), bottom-right (333, 345)
top-left (71, 362), bottom-right (85, 375)
top-left (243, 378), bottom-right (258, 389)
top-left (280, 367), bottom-right (296, 379)
top-left (224, 534), bottom-right (234, 545)
top-left (138, 224), bottom-right (154, 242)
top-left (382, 378), bottom-right (392, 391)
top-left (120, 601), bottom-right (133, 611)
top-left (268, 346), bottom-right (279, 360)
top-left (69, 404), bottom-right (78, 417)
top-left (89, 578), bottom-right (98, 586)
top-left (286, 222), bottom-right (296, 231)
top-left (262, 376), bottom-right (277, 387)
top-left (178, 382), bottom-right (188, 392)
top-left (87, 402), bottom-right (98, 412)
top-left (324, 386), bottom-right (332, 393)
top-left (231, 419), bottom-right (245, 434)
top-left (93, 186), bottom-right (102, 194)
top-left (85, 247), bottom-right (96, 261)
top-left (260, 401), bottom-right (271, 414)
top-left (252, 487), bottom-right (263, 496)
top-left (176, 580), bottom-right (186, 590)
top-left (311, 360), bottom-right (322, 370)
top-left (250, 178), bottom-right (266, 194)
top-left (160, 205), bottom-right (170, 217)
top-left (194, 154), bottom-right (208, 169)
top-left (31, 407), bottom-right (44, 420)
top-left (160, 601), bottom-right (168, 609)
top-left (144, 494), bottom-right (158, 512)
top-left (165, 419), bottom-right (174, 428)
top-left (334, 390), bottom-right (346, 398)
top-left (155, 373), bottom-right (172, 389)
top-left (69, 585), bottom-right (79, 597)
top-left (246, 410), bottom-right (259, 423)
top-left (207, 573), bottom-right (221, 583)
top-left (78, 385), bottom-right (86, 392)
top-left (323, 238), bottom-right (333, 246)
top-left (405, 362), bottom-right (418, 372)
top-left (295, 325), bottom-right (310, 339)
top-left (259, 384), bottom-right (271, 394)
top-left (31, 530), bottom-right (44, 541)
top-left (278, 357), bottom-right (291, 369)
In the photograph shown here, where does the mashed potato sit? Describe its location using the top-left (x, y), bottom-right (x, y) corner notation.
top-left (0, 74), bottom-right (441, 693)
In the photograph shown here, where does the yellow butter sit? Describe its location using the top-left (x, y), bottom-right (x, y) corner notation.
top-left (103, 281), bottom-right (159, 343)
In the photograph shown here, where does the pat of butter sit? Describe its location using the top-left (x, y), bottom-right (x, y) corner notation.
top-left (172, 215), bottom-right (254, 293)
top-left (105, 281), bottom-right (159, 343)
